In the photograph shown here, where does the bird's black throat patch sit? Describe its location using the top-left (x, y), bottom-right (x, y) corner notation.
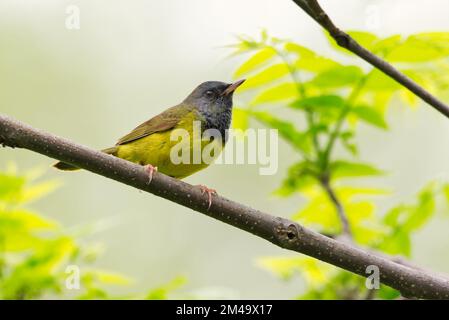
top-left (199, 107), bottom-right (232, 144)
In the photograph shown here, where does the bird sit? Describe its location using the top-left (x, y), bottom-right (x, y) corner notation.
top-left (54, 79), bottom-right (245, 208)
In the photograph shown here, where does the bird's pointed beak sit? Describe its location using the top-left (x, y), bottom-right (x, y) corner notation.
top-left (222, 79), bottom-right (246, 96)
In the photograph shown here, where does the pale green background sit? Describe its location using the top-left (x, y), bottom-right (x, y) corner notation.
top-left (1, 0), bottom-right (449, 299)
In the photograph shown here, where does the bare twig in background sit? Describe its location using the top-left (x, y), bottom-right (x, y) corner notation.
top-left (1, 114), bottom-right (449, 299)
top-left (291, 0), bottom-right (449, 119)
top-left (320, 175), bottom-right (352, 239)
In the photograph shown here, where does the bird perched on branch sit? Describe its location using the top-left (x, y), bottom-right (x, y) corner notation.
top-left (54, 79), bottom-right (245, 208)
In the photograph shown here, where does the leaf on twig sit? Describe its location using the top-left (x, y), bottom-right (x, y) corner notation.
top-left (329, 160), bottom-right (384, 180)
top-left (351, 105), bottom-right (388, 129)
top-left (233, 47), bottom-right (276, 78)
top-left (310, 66), bottom-right (364, 88)
top-left (237, 64), bottom-right (290, 92)
top-left (250, 82), bottom-right (299, 105)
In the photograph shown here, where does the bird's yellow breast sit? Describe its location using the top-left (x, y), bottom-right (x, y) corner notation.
top-left (116, 111), bottom-right (223, 179)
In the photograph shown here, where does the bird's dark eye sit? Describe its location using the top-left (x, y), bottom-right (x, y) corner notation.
top-left (205, 90), bottom-right (214, 98)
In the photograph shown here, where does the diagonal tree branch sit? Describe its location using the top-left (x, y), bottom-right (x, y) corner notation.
top-left (1, 114), bottom-right (449, 299)
top-left (291, 0), bottom-right (449, 119)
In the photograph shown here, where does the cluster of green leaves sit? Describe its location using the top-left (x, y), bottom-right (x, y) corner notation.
top-left (258, 182), bottom-right (449, 299)
top-left (229, 30), bottom-right (449, 299)
top-left (0, 166), bottom-right (184, 299)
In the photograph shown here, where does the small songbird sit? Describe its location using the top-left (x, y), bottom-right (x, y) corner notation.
top-left (54, 79), bottom-right (245, 207)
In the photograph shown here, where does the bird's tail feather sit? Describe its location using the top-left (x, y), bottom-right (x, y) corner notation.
top-left (101, 146), bottom-right (118, 155)
top-left (53, 161), bottom-right (80, 171)
top-left (53, 146), bottom-right (118, 171)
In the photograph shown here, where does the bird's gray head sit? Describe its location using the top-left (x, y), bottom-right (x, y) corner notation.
top-left (183, 80), bottom-right (245, 135)
top-left (184, 80), bottom-right (245, 114)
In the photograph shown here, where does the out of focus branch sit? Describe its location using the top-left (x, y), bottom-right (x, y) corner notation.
top-left (290, 0), bottom-right (449, 119)
top-left (320, 176), bottom-right (352, 239)
top-left (1, 114), bottom-right (449, 299)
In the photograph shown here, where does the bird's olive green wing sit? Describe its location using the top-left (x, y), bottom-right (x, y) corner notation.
top-left (116, 104), bottom-right (193, 145)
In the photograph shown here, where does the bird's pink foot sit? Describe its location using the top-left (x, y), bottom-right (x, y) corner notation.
top-left (196, 185), bottom-right (217, 210)
top-left (144, 164), bottom-right (158, 184)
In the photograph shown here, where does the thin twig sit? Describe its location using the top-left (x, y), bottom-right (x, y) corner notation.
top-left (291, 0), bottom-right (449, 119)
top-left (320, 175), bottom-right (352, 239)
top-left (273, 47), bottom-right (323, 160)
top-left (321, 73), bottom-right (369, 171)
top-left (317, 75), bottom-right (372, 239)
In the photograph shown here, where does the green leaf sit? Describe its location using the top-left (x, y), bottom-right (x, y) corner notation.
top-left (400, 68), bottom-right (436, 95)
top-left (274, 162), bottom-right (318, 197)
top-left (380, 184), bottom-right (437, 256)
top-left (298, 271), bottom-right (370, 300)
top-left (293, 186), bottom-right (385, 234)
top-left (227, 35), bottom-right (262, 55)
top-left (250, 82), bottom-right (299, 105)
top-left (383, 183), bottom-right (436, 232)
top-left (372, 35), bottom-right (402, 56)
top-left (351, 105), bottom-right (388, 129)
top-left (383, 205), bottom-right (405, 227)
top-left (249, 111), bottom-right (311, 153)
top-left (403, 184), bottom-right (436, 231)
top-left (348, 31), bottom-right (379, 49)
top-left (238, 63), bottom-right (290, 92)
top-left (388, 33), bottom-right (449, 62)
top-left (286, 42), bottom-right (342, 73)
top-left (417, 32), bottom-right (449, 42)
top-left (372, 90), bottom-right (395, 115)
top-left (307, 123), bottom-right (328, 136)
top-left (146, 276), bottom-right (187, 300)
top-left (292, 95), bottom-right (346, 127)
top-left (292, 190), bottom-right (339, 231)
top-left (0, 173), bottom-right (25, 202)
top-left (257, 256), bottom-right (335, 285)
top-left (443, 184), bottom-right (449, 205)
top-left (310, 66), bottom-right (364, 88)
top-left (291, 95), bottom-right (345, 110)
top-left (340, 131), bottom-right (358, 156)
top-left (380, 229), bottom-right (412, 256)
top-left (77, 288), bottom-right (108, 300)
top-left (294, 56), bottom-right (342, 73)
top-left (364, 69), bottom-right (401, 92)
top-left (257, 256), bottom-right (303, 280)
top-left (342, 142), bottom-right (358, 156)
top-left (377, 286), bottom-right (401, 300)
top-left (0, 209), bottom-right (58, 231)
top-left (89, 270), bottom-right (132, 285)
top-left (330, 160), bottom-right (384, 180)
top-left (232, 107), bottom-right (249, 131)
top-left (0, 171), bottom-right (59, 205)
top-left (325, 30), bottom-right (379, 53)
top-left (284, 42), bottom-right (316, 58)
top-left (21, 180), bottom-right (60, 204)
top-left (233, 47), bottom-right (276, 78)
top-left (399, 88), bottom-right (419, 108)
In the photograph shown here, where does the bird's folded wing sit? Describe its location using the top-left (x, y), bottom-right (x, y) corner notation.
top-left (116, 104), bottom-right (192, 145)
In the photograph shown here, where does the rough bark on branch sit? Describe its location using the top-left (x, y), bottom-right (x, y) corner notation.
top-left (291, 0), bottom-right (449, 119)
top-left (1, 114), bottom-right (449, 299)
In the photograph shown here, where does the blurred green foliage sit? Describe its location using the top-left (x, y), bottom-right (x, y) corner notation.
top-left (0, 165), bottom-right (184, 300)
top-left (230, 30), bottom-right (449, 299)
